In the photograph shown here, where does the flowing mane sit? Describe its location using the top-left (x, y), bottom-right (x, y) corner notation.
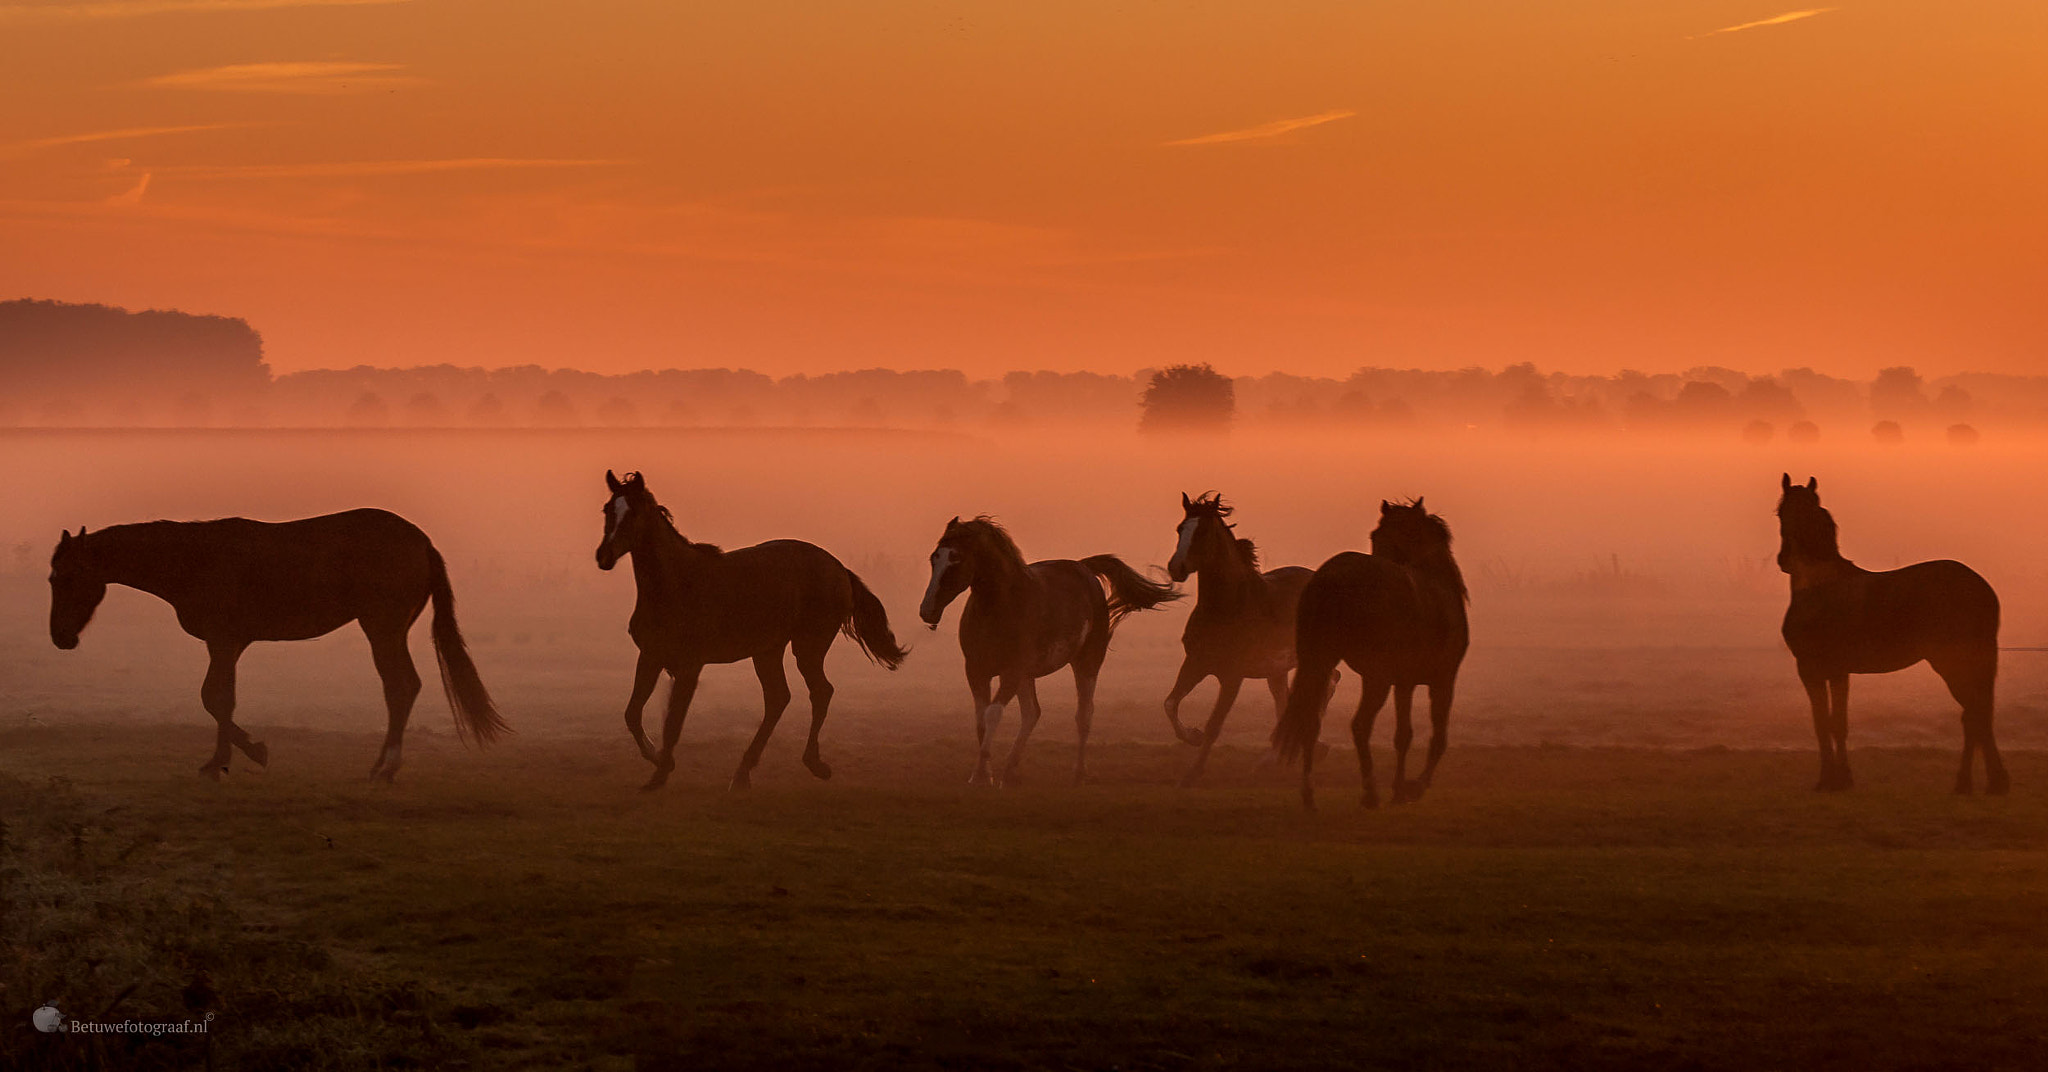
top-left (948, 516), bottom-right (1028, 573)
top-left (1371, 499), bottom-right (1467, 602)
top-left (1185, 493), bottom-right (1258, 569)
top-left (617, 472), bottom-right (721, 556)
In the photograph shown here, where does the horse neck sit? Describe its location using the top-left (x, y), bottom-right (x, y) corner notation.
top-left (1393, 547), bottom-right (1467, 603)
top-left (965, 539), bottom-right (1030, 604)
top-left (1193, 528), bottom-right (1258, 608)
top-left (629, 519), bottom-right (707, 594)
top-left (84, 523), bottom-right (193, 602)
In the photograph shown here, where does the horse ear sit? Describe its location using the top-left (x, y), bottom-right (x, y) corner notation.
top-left (1414, 496), bottom-right (1425, 512)
top-left (57, 530), bottom-right (70, 547)
top-left (606, 469), bottom-right (622, 493)
top-left (1182, 492), bottom-right (1191, 509)
top-left (1806, 477), bottom-right (1817, 492)
top-left (1380, 501), bottom-right (1395, 515)
top-left (1781, 473), bottom-right (1791, 491)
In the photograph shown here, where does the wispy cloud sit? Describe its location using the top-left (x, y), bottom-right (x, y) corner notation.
top-left (105, 172), bottom-right (151, 206)
top-left (1163, 109), bottom-right (1356, 148)
top-left (1691, 8), bottom-right (1838, 39)
top-left (0, 0), bottom-right (406, 23)
top-left (142, 61), bottom-right (420, 94)
top-left (0, 122), bottom-right (259, 156)
top-left (155, 158), bottom-right (628, 180)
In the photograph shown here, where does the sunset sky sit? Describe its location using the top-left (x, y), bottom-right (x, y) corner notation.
top-left (3, 1), bottom-right (2044, 378)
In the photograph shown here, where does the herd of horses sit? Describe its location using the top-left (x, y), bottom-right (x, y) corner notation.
top-left (42, 471), bottom-right (2009, 807)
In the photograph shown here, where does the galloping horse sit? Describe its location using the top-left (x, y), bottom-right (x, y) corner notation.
top-left (47, 510), bottom-right (505, 781)
top-left (596, 470), bottom-right (907, 791)
top-left (1162, 493), bottom-right (1325, 786)
top-left (1776, 475), bottom-right (2005, 793)
top-left (1274, 499), bottom-right (1469, 810)
top-left (919, 516), bottom-right (1180, 786)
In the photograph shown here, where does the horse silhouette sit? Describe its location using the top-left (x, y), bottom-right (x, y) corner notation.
top-left (1776, 474), bottom-right (2005, 793)
top-left (919, 516), bottom-right (1180, 786)
top-left (597, 470), bottom-right (906, 791)
top-left (1161, 493), bottom-right (1326, 786)
top-left (1274, 499), bottom-right (1469, 810)
top-left (47, 510), bottom-right (505, 781)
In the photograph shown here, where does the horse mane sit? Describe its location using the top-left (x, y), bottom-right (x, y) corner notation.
top-left (950, 516), bottom-right (1028, 572)
top-left (621, 472), bottom-right (722, 556)
top-left (1184, 493), bottom-right (1258, 569)
top-left (1372, 500), bottom-right (1467, 602)
top-left (1234, 537), bottom-right (1259, 569)
top-left (1776, 492), bottom-right (1842, 562)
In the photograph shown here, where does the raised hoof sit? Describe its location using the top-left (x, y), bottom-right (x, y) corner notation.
top-left (243, 740), bottom-right (269, 768)
top-left (803, 755), bottom-right (833, 780)
top-left (728, 772), bottom-right (752, 791)
top-left (1176, 727), bottom-right (1206, 747)
top-left (635, 742), bottom-right (659, 766)
top-left (641, 764), bottom-right (674, 792)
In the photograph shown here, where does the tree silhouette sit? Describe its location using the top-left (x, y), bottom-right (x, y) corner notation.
top-left (1140, 363), bottom-right (1234, 434)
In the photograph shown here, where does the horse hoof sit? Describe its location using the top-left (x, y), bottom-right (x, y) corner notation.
top-left (803, 755), bottom-right (833, 780)
top-left (200, 763), bottom-right (226, 781)
top-left (245, 741), bottom-right (269, 768)
top-left (728, 776), bottom-right (751, 791)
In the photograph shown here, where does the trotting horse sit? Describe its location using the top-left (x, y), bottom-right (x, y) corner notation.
top-left (919, 516), bottom-right (1180, 786)
top-left (596, 470), bottom-right (908, 791)
top-left (1776, 475), bottom-right (2005, 794)
top-left (1274, 499), bottom-right (1469, 810)
top-left (47, 510), bottom-right (506, 781)
top-left (1162, 493), bottom-right (1327, 787)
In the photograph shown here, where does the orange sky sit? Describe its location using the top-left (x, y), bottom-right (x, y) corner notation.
top-left (3, 1), bottom-right (2045, 378)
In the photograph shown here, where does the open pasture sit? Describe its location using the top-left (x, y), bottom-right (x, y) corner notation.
top-left (5, 727), bottom-right (2048, 1070)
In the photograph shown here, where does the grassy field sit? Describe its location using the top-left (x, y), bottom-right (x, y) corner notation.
top-left (4, 725), bottom-right (2046, 1071)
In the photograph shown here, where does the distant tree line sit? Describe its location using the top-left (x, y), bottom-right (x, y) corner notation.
top-left (0, 298), bottom-right (2035, 439)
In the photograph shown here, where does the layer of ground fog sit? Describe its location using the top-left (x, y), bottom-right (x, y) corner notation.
top-left (4, 725), bottom-right (2045, 1071)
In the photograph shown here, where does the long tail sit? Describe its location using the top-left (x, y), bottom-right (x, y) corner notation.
top-left (1273, 585), bottom-right (1340, 765)
top-left (1080, 554), bottom-right (1183, 631)
top-left (842, 568), bottom-right (909, 670)
top-left (427, 547), bottom-right (510, 746)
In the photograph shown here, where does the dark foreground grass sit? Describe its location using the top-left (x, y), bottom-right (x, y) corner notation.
top-left (3, 726), bottom-right (2046, 1070)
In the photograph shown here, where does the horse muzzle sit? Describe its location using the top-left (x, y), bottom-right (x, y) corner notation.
top-left (51, 631), bottom-right (78, 651)
top-left (1167, 561), bottom-right (1191, 583)
top-left (595, 545), bottom-right (619, 571)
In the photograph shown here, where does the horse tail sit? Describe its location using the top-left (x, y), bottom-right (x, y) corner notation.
top-left (1273, 580), bottom-right (1341, 765)
top-left (842, 568), bottom-right (909, 670)
top-left (427, 546), bottom-right (510, 746)
top-left (1080, 554), bottom-right (1183, 631)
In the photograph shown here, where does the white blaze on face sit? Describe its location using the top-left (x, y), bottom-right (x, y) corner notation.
top-left (923, 547), bottom-right (957, 612)
top-left (607, 495), bottom-right (631, 547)
top-left (1172, 518), bottom-right (1199, 571)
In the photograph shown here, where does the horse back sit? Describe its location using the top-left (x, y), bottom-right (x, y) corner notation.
top-left (631, 539), bottom-right (852, 664)
top-left (156, 510), bottom-right (436, 641)
top-left (1298, 552), bottom-right (1466, 678)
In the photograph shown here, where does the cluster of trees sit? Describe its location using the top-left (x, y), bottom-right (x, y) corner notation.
top-left (2, 298), bottom-right (2040, 438)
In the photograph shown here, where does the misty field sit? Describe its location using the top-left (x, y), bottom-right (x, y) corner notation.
top-left (7, 427), bottom-right (2048, 1068)
top-left (5, 726), bottom-right (2047, 1071)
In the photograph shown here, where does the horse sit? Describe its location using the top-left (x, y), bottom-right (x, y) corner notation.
top-left (1162, 492), bottom-right (1328, 787)
top-left (46, 510), bottom-right (505, 781)
top-left (596, 470), bottom-right (908, 791)
top-left (1776, 474), bottom-right (2005, 794)
top-left (1273, 499), bottom-right (1469, 810)
top-left (918, 516), bottom-right (1181, 786)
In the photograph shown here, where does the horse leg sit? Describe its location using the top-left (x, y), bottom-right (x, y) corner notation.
top-left (792, 635), bottom-right (837, 781)
top-left (969, 677), bottom-right (1012, 786)
top-left (198, 640), bottom-right (255, 779)
top-left (1256, 672), bottom-right (1333, 769)
top-left (1827, 675), bottom-right (1852, 791)
top-left (1798, 667), bottom-right (1834, 791)
top-left (1937, 657), bottom-right (2004, 796)
top-left (644, 664), bottom-right (702, 792)
top-left (1391, 685), bottom-right (1421, 803)
top-left (1163, 657), bottom-right (1208, 747)
top-left (1072, 662), bottom-right (1101, 786)
top-left (732, 647), bottom-right (792, 790)
top-left (999, 677), bottom-right (1044, 788)
top-left (364, 622), bottom-right (424, 784)
top-left (1180, 677), bottom-right (1242, 789)
top-left (1350, 680), bottom-right (1391, 808)
top-left (622, 648), bottom-right (663, 765)
top-left (1414, 679), bottom-right (1456, 798)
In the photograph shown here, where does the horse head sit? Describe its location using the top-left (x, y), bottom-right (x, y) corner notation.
top-left (1169, 492), bottom-right (1233, 582)
top-left (597, 469), bottom-right (658, 570)
top-left (920, 517), bottom-right (977, 628)
top-left (48, 527), bottom-right (106, 650)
